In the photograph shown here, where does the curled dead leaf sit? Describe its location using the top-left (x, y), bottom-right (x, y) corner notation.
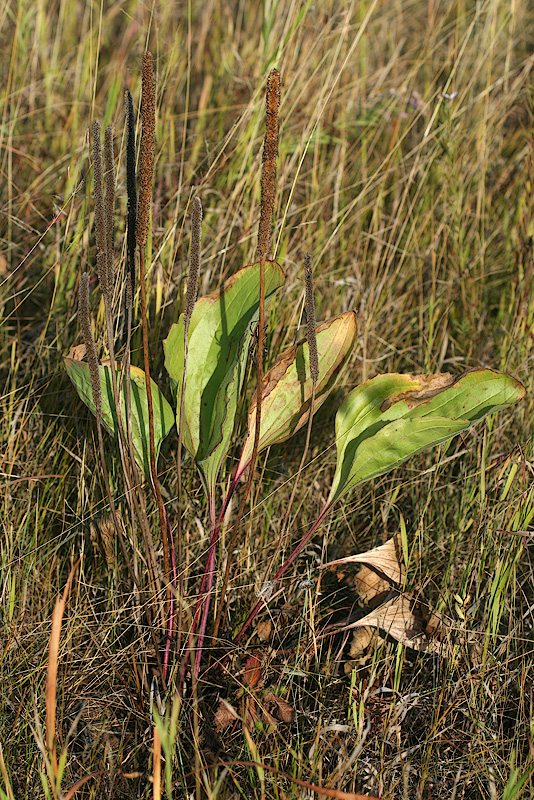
top-left (263, 692), bottom-right (295, 723)
top-left (242, 653), bottom-right (263, 689)
top-left (261, 704), bottom-right (278, 727)
top-left (322, 536), bottom-right (404, 586)
top-left (66, 343), bottom-right (87, 361)
top-left (256, 620), bottom-right (272, 642)
top-left (244, 696), bottom-right (259, 730)
top-left (89, 514), bottom-right (119, 571)
top-left (347, 628), bottom-right (378, 663)
top-left (345, 593), bottom-right (443, 654)
top-left (353, 565), bottom-right (391, 606)
top-left (214, 699), bottom-right (239, 733)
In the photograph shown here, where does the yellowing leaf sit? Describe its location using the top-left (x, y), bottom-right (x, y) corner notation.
top-left (64, 357), bottom-right (174, 478)
top-left (236, 311), bottom-right (357, 479)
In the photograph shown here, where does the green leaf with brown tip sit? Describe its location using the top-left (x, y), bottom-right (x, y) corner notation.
top-left (328, 369), bottom-right (525, 505)
top-left (64, 357), bottom-right (174, 478)
top-left (235, 310), bottom-right (357, 480)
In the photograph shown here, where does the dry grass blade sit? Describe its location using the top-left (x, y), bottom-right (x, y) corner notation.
top-left (45, 561), bottom-right (79, 780)
top-left (62, 771), bottom-right (105, 800)
top-left (217, 761), bottom-right (375, 799)
top-left (0, 743), bottom-right (15, 800)
top-left (304, 252), bottom-right (319, 382)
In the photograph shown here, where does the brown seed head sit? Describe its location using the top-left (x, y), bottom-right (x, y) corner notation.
top-left (103, 125), bottom-right (115, 298)
top-left (185, 196), bottom-right (202, 329)
top-left (136, 51), bottom-right (156, 250)
top-left (257, 69), bottom-right (280, 262)
top-left (125, 90), bottom-right (137, 295)
top-left (78, 272), bottom-right (102, 417)
top-left (304, 253), bottom-right (319, 383)
top-left (92, 122), bottom-right (106, 288)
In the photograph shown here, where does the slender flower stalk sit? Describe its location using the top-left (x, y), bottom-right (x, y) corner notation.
top-left (135, 51), bottom-right (172, 639)
top-left (193, 70), bottom-right (281, 678)
top-left (184, 197), bottom-right (202, 329)
top-left (232, 254), bottom-right (320, 652)
top-left (232, 503), bottom-right (330, 649)
top-left (256, 69), bottom-right (281, 263)
top-left (176, 196), bottom-right (202, 659)
top-left (210, 68), bottom-right (281, 656)
top-left (279, 252), bottom-right (319, 534)
top-left (136, 52), bottom-right (156, 252)
top-left (123, 90), bottom-right (137, 471)
top-left (125, 90), bottom-right (137, 311)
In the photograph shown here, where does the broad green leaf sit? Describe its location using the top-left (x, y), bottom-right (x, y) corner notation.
top-left (64, 357), bottom-right (175, 477)
top-left (163, 261), bottom-right (285, 492)
top-left (328, 369), bottom-right (525, 504)
top-left (236, 311), bottom-right (357, 479)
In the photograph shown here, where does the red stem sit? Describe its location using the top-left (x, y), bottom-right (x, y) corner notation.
top-left (232, 502), bottom-right (330, 647)
top-left (176, 472), bottom-right (244, 687)
top-left (162, 507), bottom-right (176, 682)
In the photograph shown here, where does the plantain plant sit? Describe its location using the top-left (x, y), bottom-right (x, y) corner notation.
top-left (65, 53), bottom-right (525, 688)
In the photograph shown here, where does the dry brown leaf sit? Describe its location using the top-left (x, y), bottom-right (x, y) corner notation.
top-left (322, 537), bottom-right (404, 586)
top-left (348, 627), bottom-right (378, 661)
top-left (244, 696), bottom-right (259, 730)
top-left (353, 565), bottom-right (391, 606)
top-left (256, 620), bottom-right (272, 642)
top-left (90, 515), bottom-right (118, 571)
top-left (66, 343), bottom-right (87, 361)
top-left (242, 653), bottom-right (263, 689)
top-left (261, 704), bottom-right (278, 727)
top-left (345, 593), bottom-right (443, 654)
top-left (263, 692), bottom-right (295, 723)
top-left (46, 562), bottom-right (79, 778)
top-left (214, 700), bottom-right (239, 733)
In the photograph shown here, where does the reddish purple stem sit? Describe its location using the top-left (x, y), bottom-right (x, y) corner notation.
top-left (231, 503), bottom-right (330, 648)
top-left (163, 506), bottom-right (176, 682)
